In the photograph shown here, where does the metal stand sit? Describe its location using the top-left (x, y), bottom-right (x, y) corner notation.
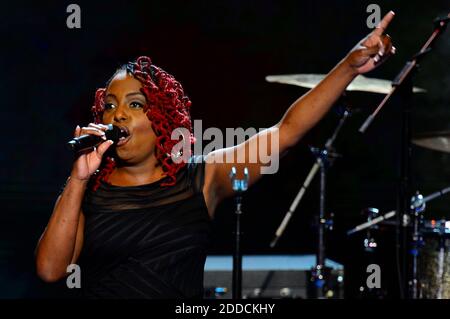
top-left (229, 167), bottom-right (249, 299)
top-left (409, 192), bottom-right (426, 299)
top-left (270, 108), bottom-right (349, 298)
top-left (309, 146), bottom-right (337, 298)
top-left (270, 109), bottom-right (349, 248)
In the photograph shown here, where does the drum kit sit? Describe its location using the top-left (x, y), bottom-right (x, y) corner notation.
top-left (266, 72), bottom-right (450, 299)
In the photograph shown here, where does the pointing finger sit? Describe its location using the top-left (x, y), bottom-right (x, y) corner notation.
top-left (373, 10), bottom-right (395, 36)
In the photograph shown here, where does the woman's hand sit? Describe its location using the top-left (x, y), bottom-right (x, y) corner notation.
top-left (345, 11), bottom-right (396, 74)
top-left (70, 123), bottom-right (114, 181)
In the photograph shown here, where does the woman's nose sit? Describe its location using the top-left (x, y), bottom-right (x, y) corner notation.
top-left (113, 104), bottom-right (129, 123)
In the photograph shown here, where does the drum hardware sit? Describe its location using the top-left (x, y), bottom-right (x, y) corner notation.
top-left (347, 210), bottom-right (396, 236)
top-left (348, 186), bottom-right (450, 299)
top-left (409, 192), bottom-right (426, 299)
top-left (348, 187), bottom-right (450, 235)
top-left (422, 219), bottom-right (450, 236)
top-left (270, 107), bottom-right (349, 298)
top-left (362, 208), bottom-right (380, 253)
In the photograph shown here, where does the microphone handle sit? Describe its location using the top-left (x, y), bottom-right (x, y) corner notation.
top-left (66, 124), bottom-right (120, 152)
top-left (66, 134), bottom-right (109, 153)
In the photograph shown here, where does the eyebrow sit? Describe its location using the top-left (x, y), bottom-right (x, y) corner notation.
top-left (105, 92), bottom-right (146, 99)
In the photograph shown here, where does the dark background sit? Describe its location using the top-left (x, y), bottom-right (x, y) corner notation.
top-left (0, 0), bottom-right (448, 298)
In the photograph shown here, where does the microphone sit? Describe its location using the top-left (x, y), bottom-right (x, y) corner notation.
top-left (66, 124), bottom-right (127, 153)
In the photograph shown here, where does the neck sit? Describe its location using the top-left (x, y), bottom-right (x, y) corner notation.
top-left (110, 155), bottom-right (165, 186)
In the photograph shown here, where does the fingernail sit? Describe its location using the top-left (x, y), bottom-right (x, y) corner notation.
top-left (390, 11), bottom-right (395, 15)
top-left (76, 125), bottom-right (80, 130)
top-left (109, 140), bottom-right (114, 144)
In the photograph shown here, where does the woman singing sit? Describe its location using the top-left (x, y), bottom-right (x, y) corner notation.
top-left (35, 12), bottom-right (395, 298)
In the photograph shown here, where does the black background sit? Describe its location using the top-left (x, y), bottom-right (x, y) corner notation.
top-left (0, 0), bottom-right (449, 299)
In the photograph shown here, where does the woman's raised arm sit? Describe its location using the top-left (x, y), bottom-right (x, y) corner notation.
top-left (203, 11), bottom-right (395, 215)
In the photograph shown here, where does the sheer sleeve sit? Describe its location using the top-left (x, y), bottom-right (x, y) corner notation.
top-left (187, 155), bottom-right (206, 194)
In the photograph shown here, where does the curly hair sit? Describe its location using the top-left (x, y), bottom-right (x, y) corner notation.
top-left (89, 56), bottom-right (195, 191)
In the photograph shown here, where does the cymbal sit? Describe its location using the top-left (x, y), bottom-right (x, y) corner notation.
top-left (265, 74), bottom-right (426, 94)
top-left (412, 131), bottom-right (450, 153)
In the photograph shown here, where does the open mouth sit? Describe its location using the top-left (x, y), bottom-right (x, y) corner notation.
top-left (116, 126), bottom-right (131, 147)
top-left (117, 135), bottom-right (131, 146)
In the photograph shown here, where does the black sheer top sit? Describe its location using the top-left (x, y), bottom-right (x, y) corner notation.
top-left (78, 155), bottom-right (211, 299)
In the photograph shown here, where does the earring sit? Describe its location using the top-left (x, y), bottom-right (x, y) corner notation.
top-left (166, 149), bottom-right (183, 159)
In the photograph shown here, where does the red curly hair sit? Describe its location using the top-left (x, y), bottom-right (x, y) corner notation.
top-left (89, 56), bottom-right (195, 191)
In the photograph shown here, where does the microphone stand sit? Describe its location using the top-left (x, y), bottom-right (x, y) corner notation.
top-left (358, 13), bottom-right (449, 299)
top-left (359, 13), bottom-right (449, 133)
top-left (229, 167), bottom-right (249, 299)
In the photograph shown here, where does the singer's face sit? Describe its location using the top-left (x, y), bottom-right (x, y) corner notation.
top-left (102, 70), bottom-right (157, 163)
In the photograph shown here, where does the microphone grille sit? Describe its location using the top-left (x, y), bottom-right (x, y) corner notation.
top-left (106, 125), bottom-right (122, 142)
